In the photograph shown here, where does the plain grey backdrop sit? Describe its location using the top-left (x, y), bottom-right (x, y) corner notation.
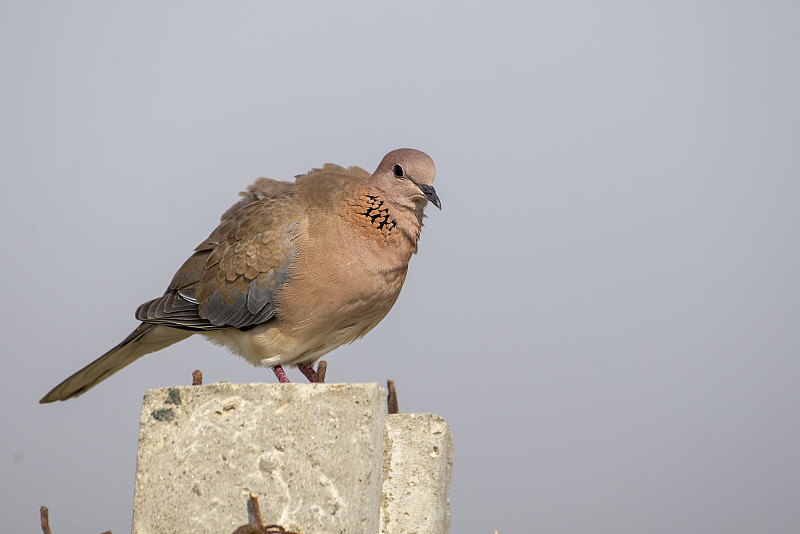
top-left (2, 1), bottom-right (799, 533)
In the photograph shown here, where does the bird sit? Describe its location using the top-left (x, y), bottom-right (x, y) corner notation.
top-left (40, 148), bottom-right (440, 403)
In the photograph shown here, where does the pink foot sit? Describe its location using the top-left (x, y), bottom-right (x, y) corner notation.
top-left (272, 365), bottom-right (290, 383)
top-left (298, 362), bottom-right (316, 382)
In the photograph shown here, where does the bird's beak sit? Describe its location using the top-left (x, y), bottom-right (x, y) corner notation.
top-left (414, 183), bottom-right (441, 209)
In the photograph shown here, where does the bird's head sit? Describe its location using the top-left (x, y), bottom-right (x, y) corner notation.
top-left (370, 148), bottom-right (441, 212)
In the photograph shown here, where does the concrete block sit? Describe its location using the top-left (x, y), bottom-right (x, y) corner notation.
top-left (381, 414), bottom-right (454, 534)
top-left (132, 382), bottom-right (386, 534)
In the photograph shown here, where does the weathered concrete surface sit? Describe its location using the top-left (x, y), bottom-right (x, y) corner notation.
top-left (381, 414), bottom-right (454, 534)
top-left (132, 382), bottom-right (386, 534)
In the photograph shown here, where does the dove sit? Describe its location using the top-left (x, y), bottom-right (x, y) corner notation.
top-left (40, 149), bottom-right (440, 402)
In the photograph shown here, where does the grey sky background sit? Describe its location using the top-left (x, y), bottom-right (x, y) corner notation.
top-left (2, 2), bottom-right (799, 533)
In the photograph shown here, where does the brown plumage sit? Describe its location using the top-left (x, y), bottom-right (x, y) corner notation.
top-left (40, 149), bottom-right (440, 403)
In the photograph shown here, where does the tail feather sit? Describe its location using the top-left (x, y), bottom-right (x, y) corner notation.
top-left (40, 323), bottom-right (192, 403)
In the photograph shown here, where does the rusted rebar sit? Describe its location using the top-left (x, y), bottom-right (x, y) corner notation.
top-left (40, 506), bottom-right (52, 534)
top-left (231, 494), bottom-right (298, 534)
top-left (315, 361), bottom-right (327, 383)
top-left (192, 369), bottom-right (203, 385)
top-left (387, 380), bottom-right (398, 414)
top-left (249, 493), bottom-right (263, 527)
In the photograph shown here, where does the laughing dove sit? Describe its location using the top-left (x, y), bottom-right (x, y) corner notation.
top-left (40, 149), bottom-right (440, 403)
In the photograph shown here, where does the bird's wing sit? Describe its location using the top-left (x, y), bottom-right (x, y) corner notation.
top-left (137, 180), bottom-right (307, 330)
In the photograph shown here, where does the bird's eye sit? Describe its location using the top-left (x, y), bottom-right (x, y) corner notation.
top-left (392, 164), bottom-right (404, 178)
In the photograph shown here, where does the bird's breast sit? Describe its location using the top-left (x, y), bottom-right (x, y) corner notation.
top-left (272, 223), bottom-right (410, 340)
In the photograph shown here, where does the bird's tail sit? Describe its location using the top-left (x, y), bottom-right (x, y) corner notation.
top-left (40, 323), bottom-right (192, 403)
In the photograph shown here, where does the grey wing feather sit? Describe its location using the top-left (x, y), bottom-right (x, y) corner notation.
top-left (135, 201), bottom-right (305, 331)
